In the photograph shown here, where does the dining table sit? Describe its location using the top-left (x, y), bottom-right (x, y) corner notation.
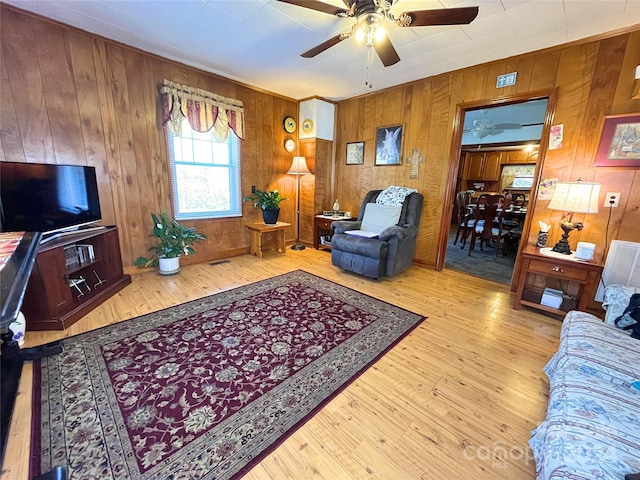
top-left (466, 203), bottom-right (527, 220)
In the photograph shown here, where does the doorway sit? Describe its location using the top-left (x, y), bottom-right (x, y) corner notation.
top-left (436, 92), bottom-right (557, 287)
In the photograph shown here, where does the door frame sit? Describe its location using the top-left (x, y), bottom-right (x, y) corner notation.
top-left (435, 88), bottom-right (559, 289)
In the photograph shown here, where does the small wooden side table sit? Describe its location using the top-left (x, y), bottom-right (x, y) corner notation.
top-left (246, 222), bottom-right (291, 258)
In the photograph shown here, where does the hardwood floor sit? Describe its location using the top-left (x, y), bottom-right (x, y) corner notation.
top-left (1, 249), bottom-right (562, 480)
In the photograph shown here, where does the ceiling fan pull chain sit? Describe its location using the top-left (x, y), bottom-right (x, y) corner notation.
top-left (366, 46), bottom-right (374, 88)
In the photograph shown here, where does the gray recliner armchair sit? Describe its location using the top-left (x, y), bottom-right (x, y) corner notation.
top-left (330, 189), bottom-right (424, 279)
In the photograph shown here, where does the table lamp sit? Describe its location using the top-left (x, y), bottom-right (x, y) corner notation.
top-left (547, 180), bottom-right (600, 254)
top-left (287, 156), bottom-right (311, 250)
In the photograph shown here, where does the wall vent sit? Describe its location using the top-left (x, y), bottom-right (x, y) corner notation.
top-left (595, 240), bottom-right (640, 302)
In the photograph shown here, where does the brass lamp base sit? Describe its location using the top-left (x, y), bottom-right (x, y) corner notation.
top-left (551, 221), bottom-right (583, 255)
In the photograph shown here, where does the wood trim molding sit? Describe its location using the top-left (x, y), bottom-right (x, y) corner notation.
top-left (434, 88), bottom-right (559, 290)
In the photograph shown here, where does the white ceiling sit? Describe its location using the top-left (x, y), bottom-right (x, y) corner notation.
top-left (4, 0), bottom-right (640, 101)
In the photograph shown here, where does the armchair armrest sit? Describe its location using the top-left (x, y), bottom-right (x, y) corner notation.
top-left (332, 220), bottom-right (361, 234)
top-left (379, 224), bottom-right (418, 242)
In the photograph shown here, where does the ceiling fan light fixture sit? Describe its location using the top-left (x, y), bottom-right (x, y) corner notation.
top-left (278, 0), bottom-right (479, 69)
top-left (355, 12), bottom-right (384, 46)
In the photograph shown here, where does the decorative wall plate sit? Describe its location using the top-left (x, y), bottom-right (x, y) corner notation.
top-left (284, 138), bottom-right (296, 152)
top-left (302, 118), bottom-right (314, 134)
top-left (283, 116), bottom-right (296, 134)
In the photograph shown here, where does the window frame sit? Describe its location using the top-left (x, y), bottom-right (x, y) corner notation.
top-left (166, 120), bottom-right (242, 220)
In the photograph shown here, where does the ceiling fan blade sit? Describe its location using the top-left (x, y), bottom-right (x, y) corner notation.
top-left (492, 123), bottom-right (523, 130)
top-left (472, 130), bottom-right (489, 139)
top-left (276, 0), bottom-right (349, 16)
top-left (301, 34), bottom-right (348, 58)
top-left (374, 36), bottom-right (400, 67)
top-left (400, 6), bottom-right (479, 27)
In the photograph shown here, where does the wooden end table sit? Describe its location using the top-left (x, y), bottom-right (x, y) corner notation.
top-left (246, 222), bottom-right (291, 258)
top-left (513, 244), bottom-right (604, 317)
top-left (314, 215), bottom-right (354, 249)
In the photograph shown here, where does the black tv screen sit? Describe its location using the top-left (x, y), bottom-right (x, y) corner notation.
top-left (1, 162), bottom-right (102, 235)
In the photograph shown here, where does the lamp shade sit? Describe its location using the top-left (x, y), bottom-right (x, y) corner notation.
top-left (287, 156), bottom-right (311, 175)
top-left (548, 181), bottom-right (600, 214)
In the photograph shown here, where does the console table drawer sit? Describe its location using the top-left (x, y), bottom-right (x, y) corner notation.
top-left (527, 259), bottom-right (589, 281)
top-left (314, 215), bottom-right (354, 249)
top-left (316, 218), bottom-right (334, 230)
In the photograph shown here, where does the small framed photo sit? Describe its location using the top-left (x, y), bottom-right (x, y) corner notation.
top-left (375, 124), bottom-right (403, 166)
top-left (346, 141), bottom-right (364, 165)
top-left (594, 113), bottom-right (640, 167)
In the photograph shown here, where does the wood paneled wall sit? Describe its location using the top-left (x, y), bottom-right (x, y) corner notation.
top-left (0, 5), bottom-right (304, 269)
top-left (2, 4), bottom-right (639, 273)
top-left (334, 28), bottom-right (640, 266)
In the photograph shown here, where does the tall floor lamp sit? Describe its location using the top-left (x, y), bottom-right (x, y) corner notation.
top-left (287, 156), bottom-right (311, 250)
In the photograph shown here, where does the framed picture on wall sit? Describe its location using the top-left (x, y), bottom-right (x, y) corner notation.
top-left (374, 124), bottom-right (403, 166)
top-left (346, 141), bottom-right (365, 165)
top-left (594, 113), bottom-right (640, 167)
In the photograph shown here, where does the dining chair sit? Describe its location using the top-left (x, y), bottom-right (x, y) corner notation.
top-left (467, 194), bottom-right (507, 260)
top-left (453, 191), bottom-right (473, 248)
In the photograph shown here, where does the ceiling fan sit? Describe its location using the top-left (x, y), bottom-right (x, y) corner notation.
top-left (276, 0), bottom-right (479, 67)
top-left (463, 111), bottom-right (544, 139)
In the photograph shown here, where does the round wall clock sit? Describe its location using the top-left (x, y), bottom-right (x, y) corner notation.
top-left (302, 118), bottom-right (314, 134)
top-left (283, 116), bottom-right (296, 134)
top-left (284, 138), bottom-right (296, 152)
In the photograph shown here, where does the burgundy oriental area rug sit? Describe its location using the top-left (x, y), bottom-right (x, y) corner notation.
top-left (31, 270), bottom-right (425, 479)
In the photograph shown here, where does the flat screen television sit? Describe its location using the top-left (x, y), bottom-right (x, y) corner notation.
top-left (0, 162), bottom-right (102, 237)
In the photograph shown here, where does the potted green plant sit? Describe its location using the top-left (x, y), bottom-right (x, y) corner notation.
top-left (134, 210), bottom-right (207, 275)
top-left (243, 189), bottom-right (287, 224)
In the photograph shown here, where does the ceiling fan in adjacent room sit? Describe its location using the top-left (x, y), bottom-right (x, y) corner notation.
top-left (463, 111), bottom-right (544, 139)
top-left (276, 0), bottom-right (479, 67)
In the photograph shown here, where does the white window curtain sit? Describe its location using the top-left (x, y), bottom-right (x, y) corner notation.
top-left (161, 80), bottom-right (245, 141)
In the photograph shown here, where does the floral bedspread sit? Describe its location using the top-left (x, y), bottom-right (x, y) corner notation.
top-left (529, 310), bottom-right (640, 479)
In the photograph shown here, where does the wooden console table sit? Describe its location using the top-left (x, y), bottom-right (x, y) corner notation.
top-left (246, 222), bottom-right (290, 258)
top-left (21, 226), bottom-right (131, 330)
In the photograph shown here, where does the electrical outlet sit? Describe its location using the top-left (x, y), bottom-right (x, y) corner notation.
top-left (251, 185), bottom-right (256, 194)
top-left (605, 192), bottom-right (620, 208)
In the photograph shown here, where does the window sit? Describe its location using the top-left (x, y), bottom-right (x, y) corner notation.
top-left (167, 118), bottom-right (241, 220)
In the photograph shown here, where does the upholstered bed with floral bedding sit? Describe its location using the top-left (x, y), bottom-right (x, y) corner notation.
top-left (529, 309), bottom-right (640, 479)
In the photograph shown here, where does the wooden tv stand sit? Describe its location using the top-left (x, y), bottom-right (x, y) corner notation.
top-left (22, 226), bottom-right (131, 330)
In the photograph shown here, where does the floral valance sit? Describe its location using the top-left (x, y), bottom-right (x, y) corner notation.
top-left (161, 80), bottom-right (245, 140)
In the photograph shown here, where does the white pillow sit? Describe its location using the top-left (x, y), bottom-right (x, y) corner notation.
top-left (360, 203), bottom-right (402, 234)
top-left (345, 230), bottom-right (380, 238)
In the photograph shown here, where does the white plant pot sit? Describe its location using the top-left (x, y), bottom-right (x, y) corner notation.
top-left (9, 311), bottom-right (26, 346)
top-left (159, 256), bottom-right (180, 275)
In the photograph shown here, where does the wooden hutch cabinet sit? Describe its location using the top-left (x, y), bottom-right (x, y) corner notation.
top-left (504, 149), bottom-right (539, 164)
top-left (463, 151), bottom-right (503, 181)
top-left (460, 147), bottom-right (538, 193)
